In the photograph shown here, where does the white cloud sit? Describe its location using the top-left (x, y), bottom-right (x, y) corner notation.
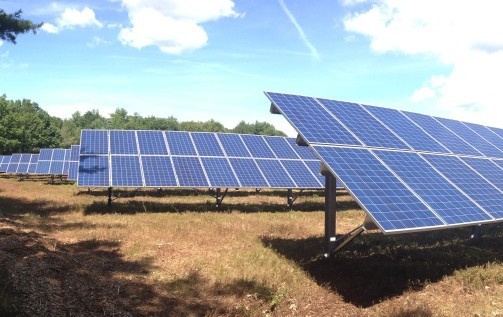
top-left (0, 40), bottom-right (3, 47)
top-left (343, 0), bottom-right (503, 127)
top-left (118, 0), bottom-right (241, 54)
top-left (42, 7), bottom-right (103, 33)
top-left (278, 0), bottom-right (320, 60)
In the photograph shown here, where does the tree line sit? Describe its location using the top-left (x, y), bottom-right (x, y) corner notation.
top-left (0, 95), bottom-right (286, 154)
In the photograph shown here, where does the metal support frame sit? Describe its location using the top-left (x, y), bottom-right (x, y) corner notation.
top-left (287, 188), bottom-right (304, 207)
top-left (215, 188), bottom-right (229, 208)
top-left (324, 173), bottom-right (337, 257)
top-left (107, 187), bottom-right (113, 207)
top-left (471, 224), bottom-right (482, 240)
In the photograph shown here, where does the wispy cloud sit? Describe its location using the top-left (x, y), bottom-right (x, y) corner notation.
top-left (278, 0), bottom-right (320, 60)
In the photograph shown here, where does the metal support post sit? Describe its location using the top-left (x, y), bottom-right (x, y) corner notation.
top-left (287, 188), bottom-right (293, 207)
top-left (324, 173), bottom-right (337, 257)
top-left (215, 188), bottom-right (228, 208)
top-left (471, 224), bottom-right (482, 240)
top-left (107, 187), bottom-right (113, 207)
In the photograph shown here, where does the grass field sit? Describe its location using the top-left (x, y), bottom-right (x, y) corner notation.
top-left (0, 176), bottom-right (502, 316)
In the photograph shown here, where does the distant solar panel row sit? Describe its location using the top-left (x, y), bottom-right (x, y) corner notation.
top-left (35, 148), bottom-right (71, 175)
top-left (1, 154), bottom-right (38, 174)
top-left (78, 130), bottom-right (325, 189)
top-left (266, 92), bottom-right (503, 234)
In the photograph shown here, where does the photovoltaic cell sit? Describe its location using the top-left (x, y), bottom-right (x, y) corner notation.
top-left (191, 133), bottom-right (225, 157)
top-left (265, 137), bottom-right (299, 159)
top-left (314, 146), bottom-right (445, 232)
top-left (111, 155), bottom-right (143, 187)
top-left (167, 131), bottom-right (197, 156)
top-left (422, 154), bottom-right (503, 219)
top-left (137, 130), bottom-right (168, 155)
top-left (320, 99), bottom-right (409, 149)
top-left (402, 111), bottom-right (481, 156)
top-left (201, 157), bottom-right (240, 187)
top-left (375, 150), bottom-right (492, 224)
top-left (266, 92), bottom-right (362, 145)
top-left (363, 105), bottom-right (448, 153)
top-left (228, 158), bottom-right (269, 188)
top-left (78, 156), bottom-right (109, 187)
top-left (434, 117), bottom-right (503, 157)
top-left (241, 135), bottom-right (276, 158)
top-left (141, 156), bottom-right (178, 187)
top-left (172, 156), bottom-right (209, 187)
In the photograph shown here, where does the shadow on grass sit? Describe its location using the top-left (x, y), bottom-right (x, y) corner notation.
top-left (262, 224), bottom-right (503, 308)
top-left (0, 223), bottom-right (251, 316)
top-left (83, 199), bottom-right (327, 215)
top-left (0, 196), bottom-right (74, 218)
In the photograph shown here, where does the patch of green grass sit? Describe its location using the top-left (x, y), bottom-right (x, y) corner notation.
top-left (453, 262), bottom-right (503, 289)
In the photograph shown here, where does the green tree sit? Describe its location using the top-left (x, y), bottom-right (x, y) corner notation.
top-left (0, 9), bottom-right (42, 44)
top-left (232, 120), bottom-right (285, 136)
top-left (0, 95), bottom-right (61, 154)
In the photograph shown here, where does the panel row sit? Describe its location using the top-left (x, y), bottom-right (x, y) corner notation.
top-left (80, 130), bottom-right (318, 160)
top-left (315, 146), bottom-right (503, 233)
top-left (0, 154), bottom-right (39, 174)
top-left (77, 130), bottom-right (325, 189)
top-left (266, 92), bottom-right (503, 158)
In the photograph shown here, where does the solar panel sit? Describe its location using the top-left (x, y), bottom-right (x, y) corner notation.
top-left (0, 156), bottom-right (11, 173)
top-left (191, 132), bottom-right (225, 157)
top-left (241, 135), bottom-right (276, 158)
top-left (363, 104), bottom-right (448, 153)
top-left (320, 99), bottom-right (409, 149)
top-left (402, 111), bottom-right (481, 156)
top-left (78, 155), bottom-right (109, 187)
top-left (35, 148), bottom-right (71, 176)
top-left (28, 154), bottom-right (39, 174)
top-left (266, 91), bottom-right (503, 235)
top-left (67, 145), bottom-right (80, 181)
top-left (81, 130), bottom-right (108, 155)
top-left (6, 154), bottom-right (21, 173)
top-left (78, 130), bottom-right (325, 191)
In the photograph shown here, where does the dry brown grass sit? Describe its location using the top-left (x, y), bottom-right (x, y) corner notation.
top-left (0, 175), bottom-right (502, 316)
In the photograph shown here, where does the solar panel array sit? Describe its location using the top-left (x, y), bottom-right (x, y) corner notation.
top-left (266, 92), bottom-right (503, 234)
top-left (4, 154), bottom-right (39, 174)
top-left (0, 155), bottom-right (12, 173)
top-left (67, 145), bottom-right (80, 181)
top-left (78, 130), bottom-right (325, 189)
top-left (35, 148), bottom-right (71, 175)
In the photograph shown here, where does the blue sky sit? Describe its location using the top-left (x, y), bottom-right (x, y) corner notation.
top-left (1, 0), bottom-right (502, 136)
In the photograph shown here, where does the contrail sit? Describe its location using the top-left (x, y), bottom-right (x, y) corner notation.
top-left (278, 0), bottom-right (320, 60)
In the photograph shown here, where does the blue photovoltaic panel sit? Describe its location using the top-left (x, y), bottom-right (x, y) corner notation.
top-left (285, 138), bottom-right (317, 160)
top-left (52, 149), bottom-right (66, 161)
top-left (141, 156), bottom-right (178, 187)
top-left (172, 156), bottom-right (209, 187)
top-left (81, 130), bottom-right (108, 155)
top-left (28, 154), bottom-right (38, 174)
top-left (19, 154), bottom-right (31, 163)
top-left (402, 111), bottom-right (481, 156)
top-left (320, 99), bottom-right (410, 149)
top-left (463, 122), bottom-right (503, 154)
top-left (281, 160), bottom-right (322, 188)
top-left (375, 150), bottom-right (492, 224)
top-left (49, 161), bottom-right (65, 175)
top-left (167, 131), bottom-right (197, 156)
top-left (423, 154), bottom-right (503, 219)
top-left (217, 134), bottom-right (251, 157)
top-left (314, 146), bottom-right (445, 232)
top-left (68, 162), bottom-right (79, 181)
top-left (255, 159), bottom-right (296, 188)
top-left (78, 156), bottom-right (109, 187)
top-left (487, 126), bottom-right (503, 142)
top-left (70, 145), bottom-right (80, 161)
top-left (17, 162), bottom-right (29, 173)
top-left (191, 133), bottom-right (225, 157)
top-left (111, 156), bottom-right (143, 187)
top-left (241, 135), bottom-right (276, 158)
top-left (434, 117), bottom-right (503, 157)
top-left (266, 92), bottom-right (362, 145)
top-left (110, 130), bottom-right (138, 155)
top-left (0, 156), bottom-right (11, 173)
top-left (364, 105), bottom-right (448, 153)
top-left (38, 149), bottom-right (53, 161)
top-left (461, 158), bottom-right (503, 191)
top-left (137, 130), bottom-right (168, 155)
top-left (6, 154), bottom-right (21, 173)
top-left (201, 157), bottom-right (240, 188)
top-left (228, 158), bottom-right (269, 188)
top-left (36, 161), bottom-right (51, 174)
top-left (304, 160), bottom-right (325, 185)
top-left (265, 137), bottom-right (298, 159)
